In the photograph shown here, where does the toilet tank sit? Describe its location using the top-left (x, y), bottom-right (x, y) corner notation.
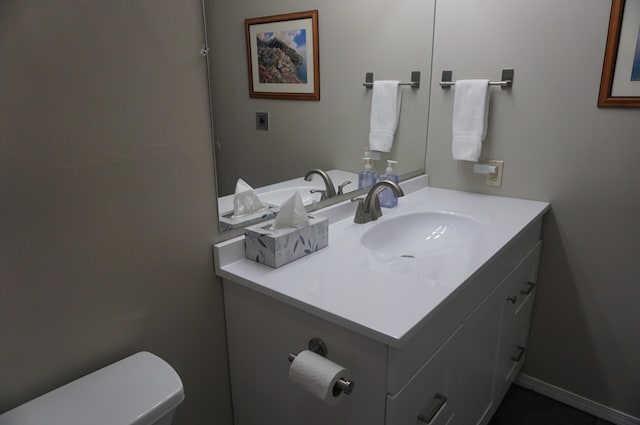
top-left (0, 352), bottom-right (185, 425)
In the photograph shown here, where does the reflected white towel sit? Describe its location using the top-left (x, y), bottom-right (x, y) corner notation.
top-left (451, 79), bottom-right (490, 162)
top-left (369, 80), bottom-right (401, 152)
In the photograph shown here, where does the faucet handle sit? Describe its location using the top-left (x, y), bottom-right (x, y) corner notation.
top-left (337, 181), bottom-right (352, 195)
top-left (351, 196), bottom-right (371, 224)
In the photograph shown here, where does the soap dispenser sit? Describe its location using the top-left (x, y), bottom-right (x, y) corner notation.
top-left (358, 156), bottom-right (377, 189)
top-left (379, 160), bottom-right (399, 208)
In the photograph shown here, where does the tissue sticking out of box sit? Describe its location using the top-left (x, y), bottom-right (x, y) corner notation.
top-left (270, 192), bottom-right (309, 230)
top-left (232, 178), bottom-right (267, 218)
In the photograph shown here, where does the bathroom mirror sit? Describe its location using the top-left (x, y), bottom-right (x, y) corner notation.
top-left (205, 0), bottom-right (436, 233)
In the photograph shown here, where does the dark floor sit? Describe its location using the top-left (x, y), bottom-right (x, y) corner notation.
top-left (489, 385), bottom-right (615, 425)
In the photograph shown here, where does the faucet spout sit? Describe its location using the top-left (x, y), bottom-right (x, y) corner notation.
top-left (353, 180), bottom-right (404, 224)
top-left (304, 169), bottom-right (337, 200)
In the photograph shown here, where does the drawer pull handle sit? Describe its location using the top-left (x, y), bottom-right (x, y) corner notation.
top-left (520, 282), bottom-right (536, 295)
top-left (511, 346), bottom-right (527, 362)
top-left (418, 393), bottom-right (447, 424)
top-left (506, 296), bottom-right (517, 304)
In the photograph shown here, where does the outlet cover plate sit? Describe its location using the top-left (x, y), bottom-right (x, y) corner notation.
top-left (256, 112), bottom-right (269, 130)
top-left (485, 160), bottom-right (504, 187)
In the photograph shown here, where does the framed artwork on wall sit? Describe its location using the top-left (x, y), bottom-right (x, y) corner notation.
top-left (598, 0), bottom-right (640, 107)
top-left (245, 10), bottom-right (320, 100)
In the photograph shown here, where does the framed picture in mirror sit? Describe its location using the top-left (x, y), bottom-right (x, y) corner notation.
top-left (598, 0), bottom-right (640, 107)
top-left (245, 10), bottom-right (320, 100)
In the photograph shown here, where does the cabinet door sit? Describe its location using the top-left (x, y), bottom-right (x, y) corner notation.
top-left (494, 242), bottom-right (541, 402)
top-left (386, 326), bottom-right (462, 425)
top-left (455, 282), bottom-right (503, 425)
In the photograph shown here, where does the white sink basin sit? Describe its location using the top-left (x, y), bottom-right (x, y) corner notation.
top-left (258, 187), bottom-right (322, 206)
top-left (360, 211), bottom-right (483, 258)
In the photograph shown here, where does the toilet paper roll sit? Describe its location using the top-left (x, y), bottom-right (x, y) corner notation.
top-left (288, 350), bottom-right (351, 406)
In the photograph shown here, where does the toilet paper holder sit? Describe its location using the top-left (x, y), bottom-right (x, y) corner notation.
top-left (288, 337), bottom-right (355, 396)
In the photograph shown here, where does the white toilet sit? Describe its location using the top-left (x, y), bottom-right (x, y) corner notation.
top-left (0, 352), bottom-right (184, 425)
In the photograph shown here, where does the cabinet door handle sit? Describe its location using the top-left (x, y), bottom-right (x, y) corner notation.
top-left (510, 346), bottom-right (527, 362)
top-left (520, 282), bottom-right (536, 295)
top-left (417, 393), bottom-right (447, 424)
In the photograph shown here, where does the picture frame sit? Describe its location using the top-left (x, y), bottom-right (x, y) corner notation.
top-left (245, 10), bottom-right (320, 100)
top-left (598, 0), bottom-right (640, 107)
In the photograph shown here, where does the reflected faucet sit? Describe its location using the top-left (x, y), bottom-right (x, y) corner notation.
top-left (304, 169), bottom-right (337, 201)
top-left (352, 180), bottom-right (405, 224)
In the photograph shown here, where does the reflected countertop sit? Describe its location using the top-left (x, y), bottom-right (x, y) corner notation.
top-left (218, 169), bottom-right (358, 229)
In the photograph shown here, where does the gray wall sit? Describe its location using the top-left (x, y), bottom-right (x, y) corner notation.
top-left (426, 0), bottom-right (640, 417)
top-left (0, 1), bottom-right (232, 424)
top-left (209, 0), bottom-right (434, 196)
top-left (3, 0), bottom-right (639, 423)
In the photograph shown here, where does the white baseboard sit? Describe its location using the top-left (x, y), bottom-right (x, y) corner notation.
top-left (515, 373), bottom-right (640, 425)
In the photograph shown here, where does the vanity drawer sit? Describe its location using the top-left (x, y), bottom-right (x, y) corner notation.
top-left (386, 326), bottom-right (462, 425)
top-left (502, 241), bottom-right (541, 314)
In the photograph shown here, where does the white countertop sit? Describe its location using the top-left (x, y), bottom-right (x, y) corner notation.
top-left (214, 176), bottom-right (549, 347)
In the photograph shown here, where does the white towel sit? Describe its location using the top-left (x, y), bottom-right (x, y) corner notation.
top-left (369, 80), bottom-right (402, 152)
top-left (451, 79), bottom-right (490, 162)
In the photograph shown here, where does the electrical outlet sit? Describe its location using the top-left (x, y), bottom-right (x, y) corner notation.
top-left (485, 160), bottom-right (504, 187)
top-left (256, 112), bottom-right (269, 130)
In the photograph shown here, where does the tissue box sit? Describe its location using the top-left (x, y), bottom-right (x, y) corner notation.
top-left (244, 216), bottom-right (329, 268)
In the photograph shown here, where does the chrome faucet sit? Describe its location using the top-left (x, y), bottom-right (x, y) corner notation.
top-left (352, 180), bottom-right (405, 224)
top-left (305, 169), bottom-right (338, 200)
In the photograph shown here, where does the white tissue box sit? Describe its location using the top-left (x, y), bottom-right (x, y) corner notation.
top-left (244, 216), bottom-right (329, 268)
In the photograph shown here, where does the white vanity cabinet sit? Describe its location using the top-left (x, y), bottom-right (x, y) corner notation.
top-left (216, 182), bottom-right (549, 425)
top-left (221, 218), bottom-right (543, 425)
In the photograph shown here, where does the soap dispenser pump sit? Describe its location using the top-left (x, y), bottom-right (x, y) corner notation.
top-left (358, 156), bottom-right (377, 189)
top-left (379, 160), bottom-right (399, 208)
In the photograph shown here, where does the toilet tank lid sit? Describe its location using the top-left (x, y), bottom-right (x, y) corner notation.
top-left (0, 352), bottom-right (185, 425)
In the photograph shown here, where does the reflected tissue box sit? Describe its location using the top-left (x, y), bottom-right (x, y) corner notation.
top-left (244, 216), bottom-right (329, 268)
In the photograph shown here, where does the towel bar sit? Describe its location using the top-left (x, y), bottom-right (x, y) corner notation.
top-left (440, 68), bottom-right (514, 89)
top-left (363, 71), bottom-right (420, 89)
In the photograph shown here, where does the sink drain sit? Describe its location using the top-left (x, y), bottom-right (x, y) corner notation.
top-left (400, 254), bottom-right (416, 259)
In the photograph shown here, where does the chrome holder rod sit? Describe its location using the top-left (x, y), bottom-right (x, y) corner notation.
top-left (287, 337), bottom-right (355, 395)
top-left (363, 71), bottom-right (420, 89)
top-left (439, 68), bottom-right (514, 89)
top-left (288, 352), bottom-right (355, 395)
top-left (439, 80), bottom-right (511, 88)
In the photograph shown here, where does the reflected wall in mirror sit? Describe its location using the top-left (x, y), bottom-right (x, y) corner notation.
top-left (206, 0), bottom-right (436, 232)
